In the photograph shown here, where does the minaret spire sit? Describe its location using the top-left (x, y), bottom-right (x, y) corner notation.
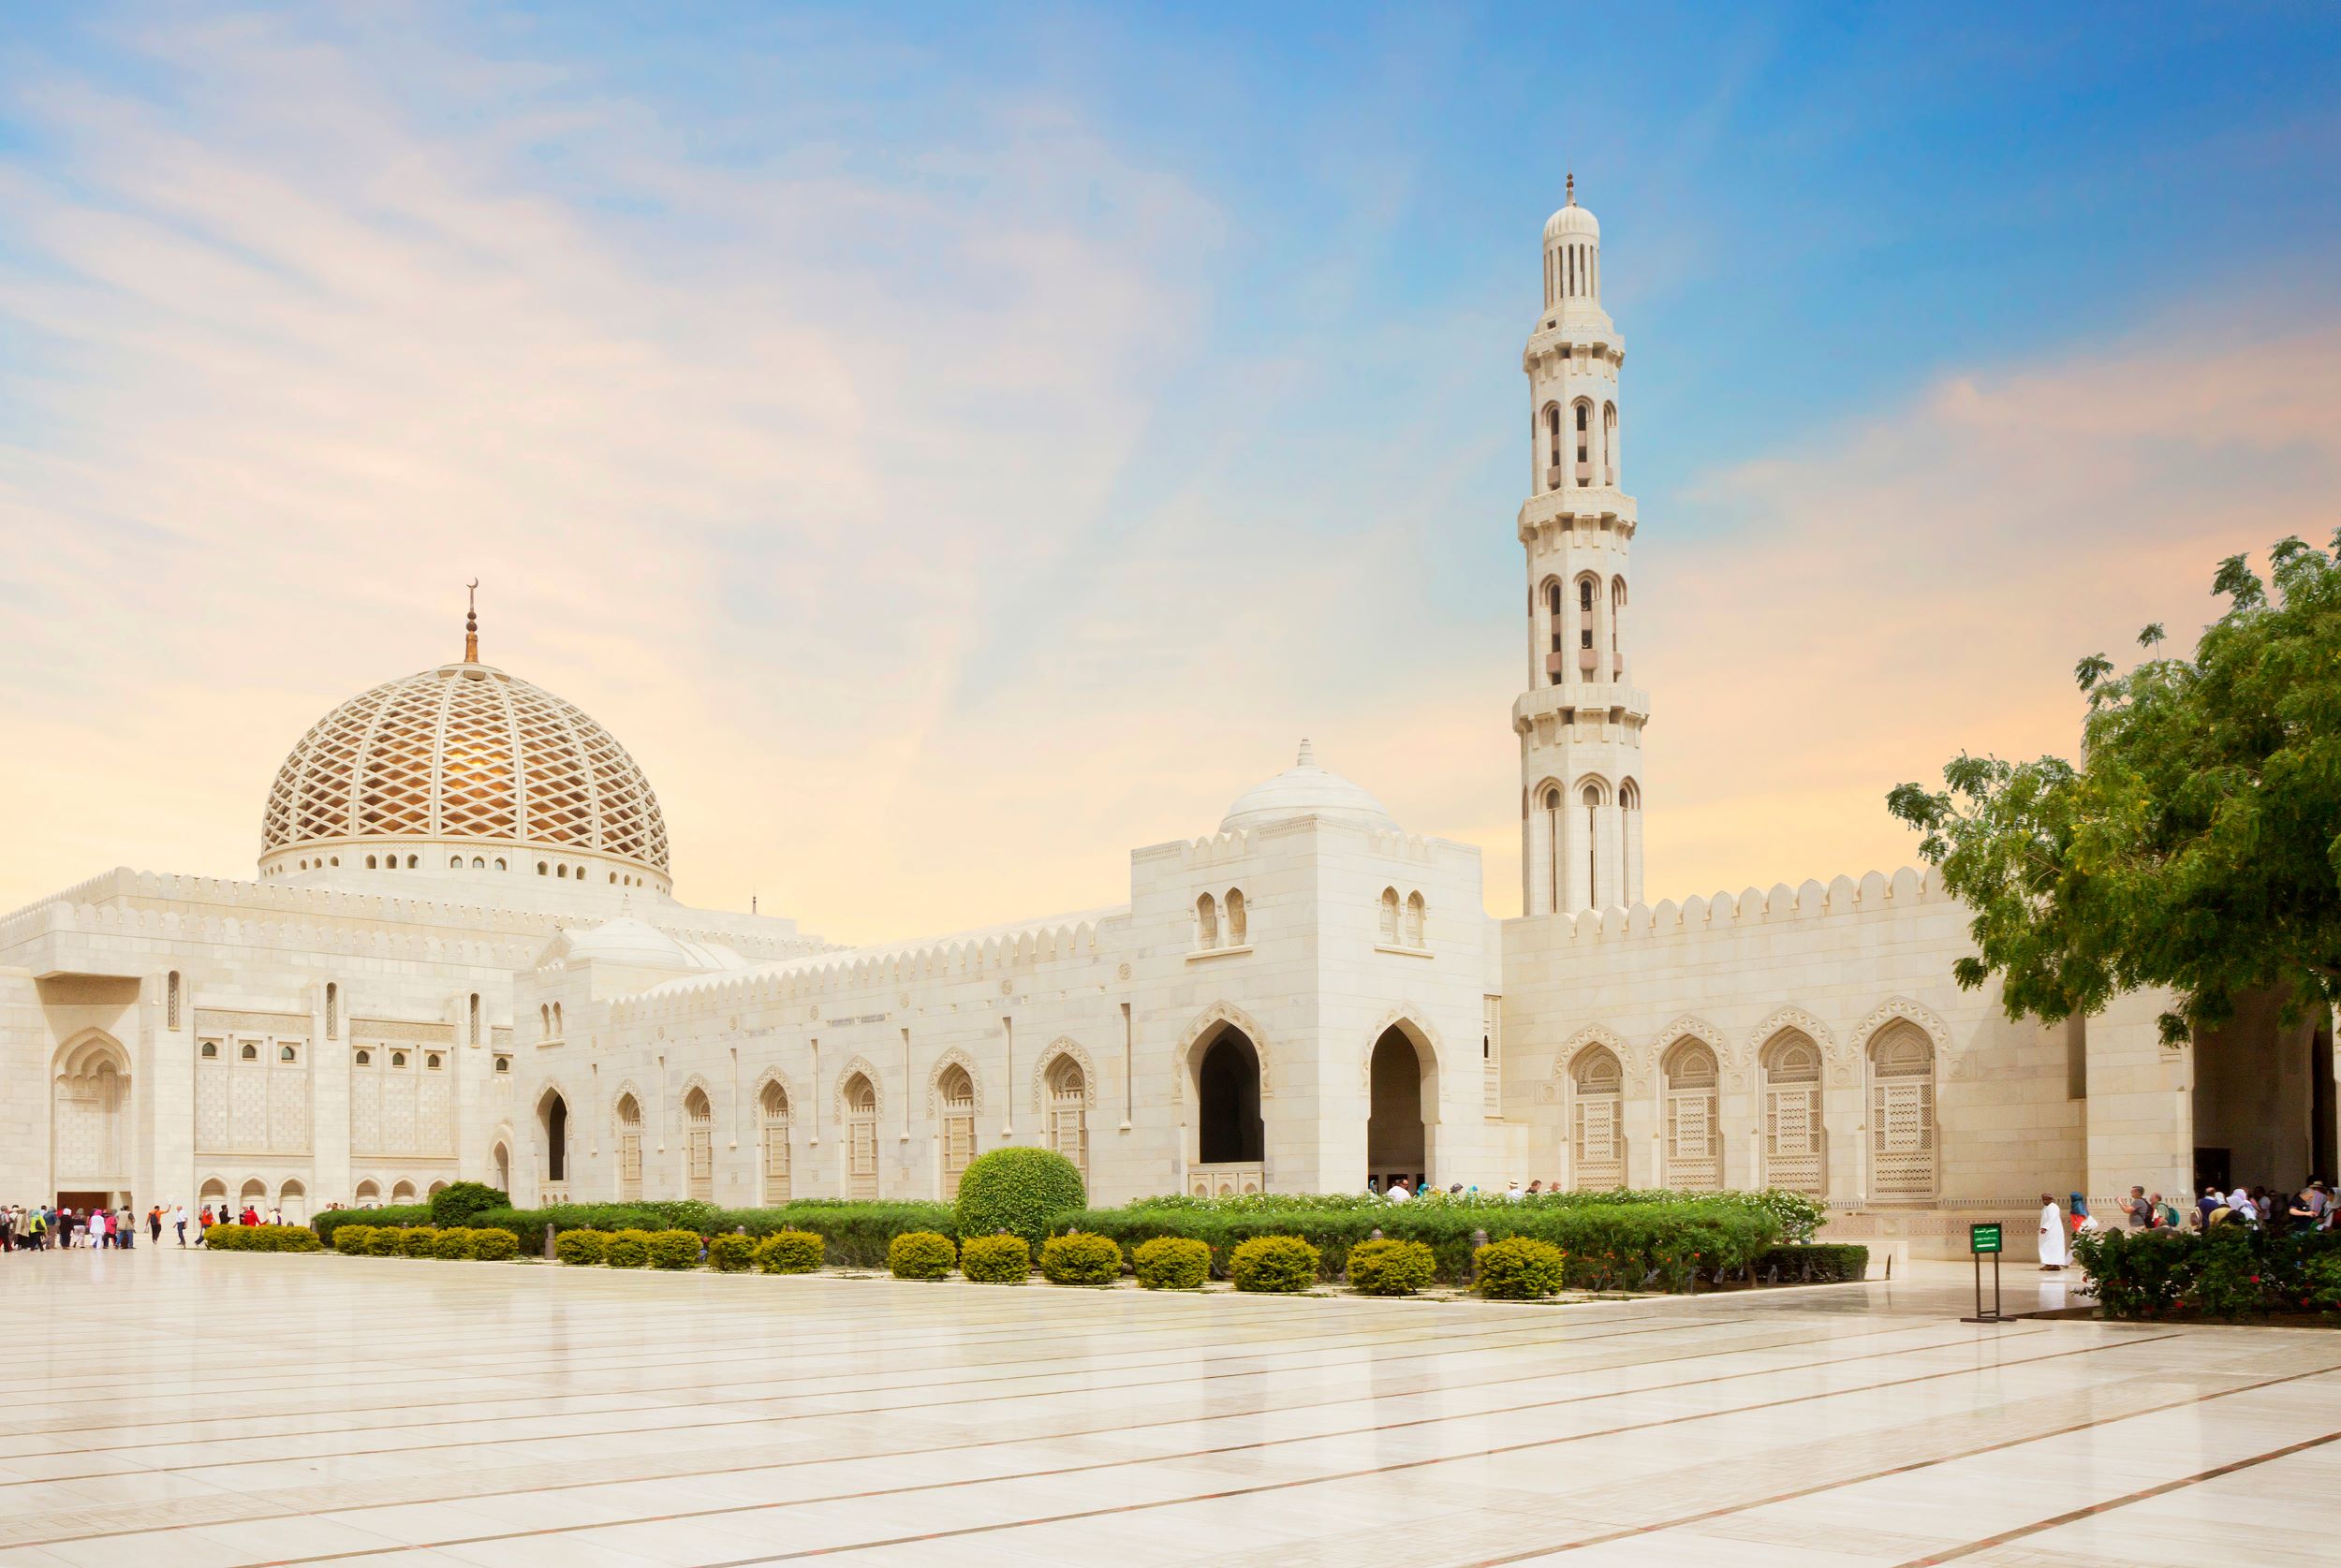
top-left (1566, 170), bottom-right (1574, 206)
top-left (464, 579), bottom-right (480, 663)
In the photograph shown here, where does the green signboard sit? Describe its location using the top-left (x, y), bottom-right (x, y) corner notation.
top-left (1969, 1222), bottom-right (2004, 1255)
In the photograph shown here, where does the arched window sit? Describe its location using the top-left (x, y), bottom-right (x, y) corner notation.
top-left (1568, 1048), bottom-right (1625, 1189)
top-left (424, 1052), bottom-right (441, 1070)
top-left (844, 1074), bottom-right (879, 1200)
top-left (1760, 1032), bottom-right (1825, 1196)
top-left (1379, 887), bottom-right (1401, 944)
top-left (1662, 1040), bottom-right (1723, 1191)
top-left (325, 982), bottom-right (339, 1040)
top-left (1579, 578), bottom-right (1593, 612)
top-left (938, 1065), bottom-right (976, 1190)
top-left (556, 864), bottom-right (567, 879)
top-left (390, 1180), bottom-right (415, 1204)
top-left (552, 1002), bottom-right (564, 1038)
top-left (166, 972), bottom-right (181, 1031)
top-left (537, 861), bottom-right (548, 876)
top-left (279, 1044), bottom-right (298, 1063)
top-left (1196, 893), bottom-right (1218, 951)
top-left (1045, 1057), bottom-right (1089, 1180)
top-left (494, 857), bottom-right (507, 872)
top-left (200, 1041), bottom-right (218, 1060)
top-left (1582, 781), bottom-right (1605, 909)
top-left (449, 857), bottom-right (463, 870)
top-left (468, 993), bottom-right (480, 1046)
top-left (1542, 785), bottom-right (1566, 914)
top-left (365, 856), bottom-right (377, 870)
top-left (355, 1048), bottom-right (371, 1066)
top-left (1544, 403), bottom-right (1563, 488)
top-left (1602, 401), bottom-right (1618, 485)
top-left (614, 1093), bottom-right (643, 1201)
top-left (539, 1003), bottom-right (550, 1040)
top-left (1868, 1022), bottom-right (1938, 1200)
top-left (493, 1054), bottom-right (510, 1074)
top-left (279, 1179), bottom-right (308, 1224)
top-left (1574, 401), bottom-right (1591, 485)
top-left (1404, 891), bottom-right (1425, 947)
top-left (759, 1081), bottom-right (791, 1203)
top-left (239, 1043), bottom-right (258, 1062)
top-left (390, 1050), bottom-right (406, 1068)
top-left (472, 857), bottom-right (485, 869)
top-left (493, 1142), bottom-right (510, 1192)
top-left (355, 1179), bottom-right (379, 1205)
top-left (684, 1087), bottom-right (714, 1202)
top-left (1224, 888), bottom-right (1246, 945)
top-left (240, 1178), bottom-right (268, 1211)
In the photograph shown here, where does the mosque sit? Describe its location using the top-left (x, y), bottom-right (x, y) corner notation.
top-left (2, 188), bottom-right (2325, 1259)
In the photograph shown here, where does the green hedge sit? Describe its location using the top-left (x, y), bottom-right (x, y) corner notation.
top-left (1475, 1237), bottom-right (1566, 1299)
top-left (956, 1149), bottom-right (1086, 1248)
top-left (755, 1230), bottom-right (825, 1274)
top-left (429, 1182), bottom-right (510, 1229)
top-left (961, 1234), bottom-right (1031, 1282)
top-left (556, 1228), bottom-right (609, 1266)
top-left (466, 1201), bottom-right (954, 1268)
top-left (471, 1228), bottom-right (520, 1262)
top-left (1230, 1235), bottom-right (1318, 1293)
top-left (200, 1224), bottom-right (322, 1253)
top-left (647, 1230), bottom-right (703, 1269)
top-left (331, 1224), bottom-right (378, 1254)
top-left (2075, 1227), bottom-right (2341, 1320)
top-left (1133, 1236), bottom-right (1211, 1290)
top-left (1055, 1197), bottom-right (1776, 1290)
top-left (708, 1234), bottom-right (758, 1272)
top-left (315, 1206), bottom-right (428, 1244)
top-left (1755, 1244), bottom-right (1870, 1283)
top-left (1039, 1232), bottom-right (1122, 1286)
top-left (1347, 1238), bottom-right (1436, 1296)
top-left (605, 1228), bottom-right (654, 1268)
top-left (1128, 1187), bottom-right (1826, 1242)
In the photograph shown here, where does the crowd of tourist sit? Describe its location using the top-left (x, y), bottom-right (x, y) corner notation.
top-left (2038, 1179), bottom-right (2336, 1269)
top-left (0, 1201), bottom-right (298, 1251)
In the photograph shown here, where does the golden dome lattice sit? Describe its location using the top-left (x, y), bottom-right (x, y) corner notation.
top-left (259, 662), bottom-right (669, 872)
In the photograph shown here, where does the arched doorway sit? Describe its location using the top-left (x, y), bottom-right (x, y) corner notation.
top-left (53, 1033), bottom-right (130, 1209)
top-left (1661, 1037), bottom-right (1723, 1191)
top-left (614, 1093), bottom-right (644, 1200)
top-left (1568, 1047), bottom-right (1626, 1189)
top-left (1867, 1021), bottom-right (1938, 1200)
top-left (1190, 1027), bottom-right (1263, 1196)
top-left (493, 1141), bottom-right (511, 1194)
top-left (1367, 1026), bottom-right (1431, 1192)
top-left (1759, 1032), bottom-right (1825, 1196)
top-left (683, 1088), bottom-right (714, 1202)
top-left (1043, 1058), bottom-right (1088, 1182)
top-left (758, 1082), bottom-right (792, 1204)
top-left (539, 1090), bottom-right (569, 1201)
top-left (280, 1180), bottom-right (308, 1224)
top-left (844, 1074), bottom-right (878, 1199)
top-left (937, 1067), bottom-right (975, 1193)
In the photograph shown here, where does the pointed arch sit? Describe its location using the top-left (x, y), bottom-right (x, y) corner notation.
top-left (1851, 996), bottom-right (1951, 1055)
top-left (1650, 1014), bottom-right (1731, 1066)
top-left (1659, 1033), bottom-right (1723, 1191)
top-left (832, 1056), bottom-right (885, 1123)
top-left (753, 1072), bottom-right (793, 1204)
top-left (1356, 1005), bottom-right (1450, 1100)
top-left (52, 1029), bottom-right (131, 1188)
top-left (675, 1072), bottom-right (720, 1123)
top-left (1562, 1032), bottom-right (1627, 1191)
top-left (1553, 1022), bottom-right (1633, 1078)
top-left (750, 1066), bottom-right (796, 1116)
top-left (1745, 1005), bottom-right (1836, 1060)
top-left (1865, 1012), bottom-right (1940, 1201)
top-left (923, 1048), bottom-right (984, 1117)
top-left (1030, 1037), bottom-right (1099, 1114)
top-left (1177, 1002), bottom-right (1274, 1098)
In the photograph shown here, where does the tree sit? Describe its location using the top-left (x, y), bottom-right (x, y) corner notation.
top-left (1888, 535), bottom-right (2341, 1046)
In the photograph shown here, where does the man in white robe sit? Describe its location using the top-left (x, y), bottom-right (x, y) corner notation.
top-left (2037, 1194), bottom-right (2069, 1270)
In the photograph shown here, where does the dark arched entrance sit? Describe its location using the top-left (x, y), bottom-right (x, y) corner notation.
top-left (541, 1092), bottom-right (568, 1184)
top-left (1367, 1026), bottom-right (1428, 1190)
top-left (1198, 1030), bottom-right (1263, 1164)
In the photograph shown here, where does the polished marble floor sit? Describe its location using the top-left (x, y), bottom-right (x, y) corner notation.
top-left (0, 1247), bottom-right (2332, 1566)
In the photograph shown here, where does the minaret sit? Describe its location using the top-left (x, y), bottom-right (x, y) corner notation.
top-left (1515, 178), bottom-right (1646, 915)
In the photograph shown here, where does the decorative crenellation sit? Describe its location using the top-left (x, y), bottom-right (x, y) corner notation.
top-left (1528, 866), bottom-right (1951, 946)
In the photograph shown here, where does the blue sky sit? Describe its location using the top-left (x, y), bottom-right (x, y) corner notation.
top-left (3, 4), bottom-right (2337, 935)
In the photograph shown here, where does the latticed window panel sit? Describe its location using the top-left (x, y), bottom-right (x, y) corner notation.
top-left (847, 1113), bottom-right (879, 1199)
top-left (1571, 1096), bottom-right (1624, 1190)
top-left (1049, 1097), bottom-right (1088, 1180)
top-left (761, 1115), bottom-right (791, 1204)
top-left (1868, 1023), bottom-right (1938, 1199)
top-left (1662, 1041), bottom-right (1722, 1191)
top-left (1761, 1034), bottom-right (1825, 1196)
top-left (258, 661), bottom-right (670, 872)
top-left (617, 1133), bottom-right (643, 1200)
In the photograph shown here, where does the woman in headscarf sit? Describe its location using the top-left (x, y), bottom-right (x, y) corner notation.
top-left (2037, 1193), bottom-right (2068, 1270)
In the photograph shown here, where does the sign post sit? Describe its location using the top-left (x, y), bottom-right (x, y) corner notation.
top-left (1962, 1221), bottom-right (2009, 1324)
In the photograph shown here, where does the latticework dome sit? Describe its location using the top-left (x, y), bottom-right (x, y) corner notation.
top-left (258, 659), bottom-right (669, 883)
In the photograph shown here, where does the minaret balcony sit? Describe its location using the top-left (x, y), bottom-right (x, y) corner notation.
top-left (1513, 682), bottom-right (1650, 730)
top-left (1518, 488), bottom-right (1635, 545)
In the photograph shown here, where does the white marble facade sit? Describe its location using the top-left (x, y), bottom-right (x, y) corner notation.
top-left (1, 190), bottom-right (2325, 1255)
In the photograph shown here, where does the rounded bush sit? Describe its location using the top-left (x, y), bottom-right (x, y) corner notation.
top-left (429, 1227), bottom-right (476, 1260)
top-left (1229, 1235), bottom-right (1320, 1294)
top-left (754, 1230), bottom-right (825, 1274)
top-left (469, 1228), bottom-right (521, 1262)
top-left (395, 1226), bottom-right (441, 1258)
top-left (554, 1228), bottom-right (609, 1266)
top-left (960, 1233), bottom-right (1032, 1282)
top-left (361, 1226), bottom-right (405, 1257)
top-left (429, 1181), bottom-right (510, 1229)
top-left (1475, 1237), bottom-right (1567, 1299)
top-left (1039, 1232), bottom-right (1123, 1286)
top-left (1347, 1238), bottom-right (1436, 1297)
top-left (955, 1148), bottom-right (1086, 1248)
top-left (889, 1230), bottom-right (956, 1281)
top-left (332, 1224), bottom-right (378, 1255)
top-left (645, 1230), bottom-right (701, 1269)
top-left (708, 1234), bottom-right (758, 1272)
top-left (604, 1228), bottom-right (655, 1268)
top-left (275, 1225), bottom-right (323, 1253)
top-left (1133, 1235), bottom-right (1212, 1290)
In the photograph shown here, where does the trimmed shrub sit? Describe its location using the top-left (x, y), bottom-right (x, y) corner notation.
top-left (1475, 1237), bottom-right (1567, 1299)
top-left (1347, 1238), bottom-right (1436, 1297)
top-left (960, 1233), bottom-right (1031, 1282)
top-left (429, 1227), bottom-right (477, 1260)
top-left (2306, 1252), bottom-right (2341, 1315)
top-left (464, 1200), bottom-right (955, 1268)
top-left (1754, 1244), bottom-right (1870, 1283)
top-left (395, 1226), bottom-right (441, 1258)
top-left (1133, 1235), bottom-right (1212, 1290)
top-left (315, 1205), bottom-right (428, 1246)
top-left (754, 1230), bottom-right (825, 1274)
top-left (955, 1148), bottom-right (1086, 1249)
top-left (647, 1230), bottom-right (704, 1270)
top-left (708, 1234), bottom-right (758, 1272)
top-left (429, 1181), bottom-right (510, 1229)
top-left (469, 1228), bottom-right (521, 1262)
top-left (1229, 1235), bottom-right (1320, 1294)
top-left (360, 1225), bottom-right (406, 1257)
top-left (201, 1224), bottom-right (322, 1253)
top-left (605, 1228), bottom-right (655, 1268)
top-left (1039, 1232), bottom-right (1123, 1286)
top-left (554, 1228), bottom-right (609, 1267)
top-left (889, 1230), bottom-right (956, 1281)
top-left (332, 1224), bottom-right (378, 1255)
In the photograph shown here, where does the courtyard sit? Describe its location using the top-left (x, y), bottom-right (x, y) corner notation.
top-left (0, 1252), bottom-right (2326, 1565)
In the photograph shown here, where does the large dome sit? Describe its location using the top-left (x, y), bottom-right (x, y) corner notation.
top-left (1219, 740), bottom-right (1400, 836)
top-left (258, 656), bottom-right (670, 887)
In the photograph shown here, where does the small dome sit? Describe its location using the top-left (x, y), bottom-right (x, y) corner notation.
top-left (1219, 740), bottom-right (1400, 835)
top-left (1544, 176), bottom-right (1599, 242)
top-left (559, 916), bottom-right (696, 971)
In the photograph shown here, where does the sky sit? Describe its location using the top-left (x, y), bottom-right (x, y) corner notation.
top-left (2, 3), bottom-right (2337, 943)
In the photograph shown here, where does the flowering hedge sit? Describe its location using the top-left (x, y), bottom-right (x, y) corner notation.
top-left (2074, 1227), bottom-right (2341, 1320)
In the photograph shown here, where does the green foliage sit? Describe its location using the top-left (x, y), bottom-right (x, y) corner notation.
top-left (1132, 1235), bottom-right (1212, 1290)
top-left (1889, 535), bottom-right (2341, 1044)
top-left (360, 1225), bottom-right (406, 1257)
top-left (1753, 1244), bottom-right (1870, 1283)
top-left (200, 1224), bottom-right (323, 1253)
top-left (466, 1201), bottom-right (953, 1268)
top-left (314, 1205), bottom-right (428, 1244)
top-left (429, 1227), bottom-right (477, 1260)
top-left (331, 1224), bottom-right (377, 1254)
top-left (1474, 1237), bottom-right (1567, 1299)
top-left (554, 1228), bottom-right (609, 1266)
top-left (2306, 1253), bottom-right (2341, 1314)
top-left (395, 1226), bottom-right (441, 1258)
top-left (429, 1182), bottom-right (510, 1229)
top-left (647, 1230), bottom-right (703, 1269)
top-left (604, 1228), bottom-right (654, 1268)
top-left (469, 1228), bottom-right (520, 1262)
top-left (1346, 1238), bottom-right (1436, 1296)
top-left (888, 1230), bottom-right (957, 1281)
top-left (1039, 1232), bottom-right (1123, 1285)
top-left (1229, 1235), bottom-right (1320, 1293)
top-left (708, 1234), bottom-right (758, 1272)
top-left (959, 1233), bottom-right (1031, 1282)
top-left (1131, 1186), bottom-right (1824, 1242)
top-left (2074, 1226), bottom-right (2341, 1319)
top-left (754, 1230), bottom-right (825, 1274)
top-left (955, 1148), bottom-right (1087, 1249)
